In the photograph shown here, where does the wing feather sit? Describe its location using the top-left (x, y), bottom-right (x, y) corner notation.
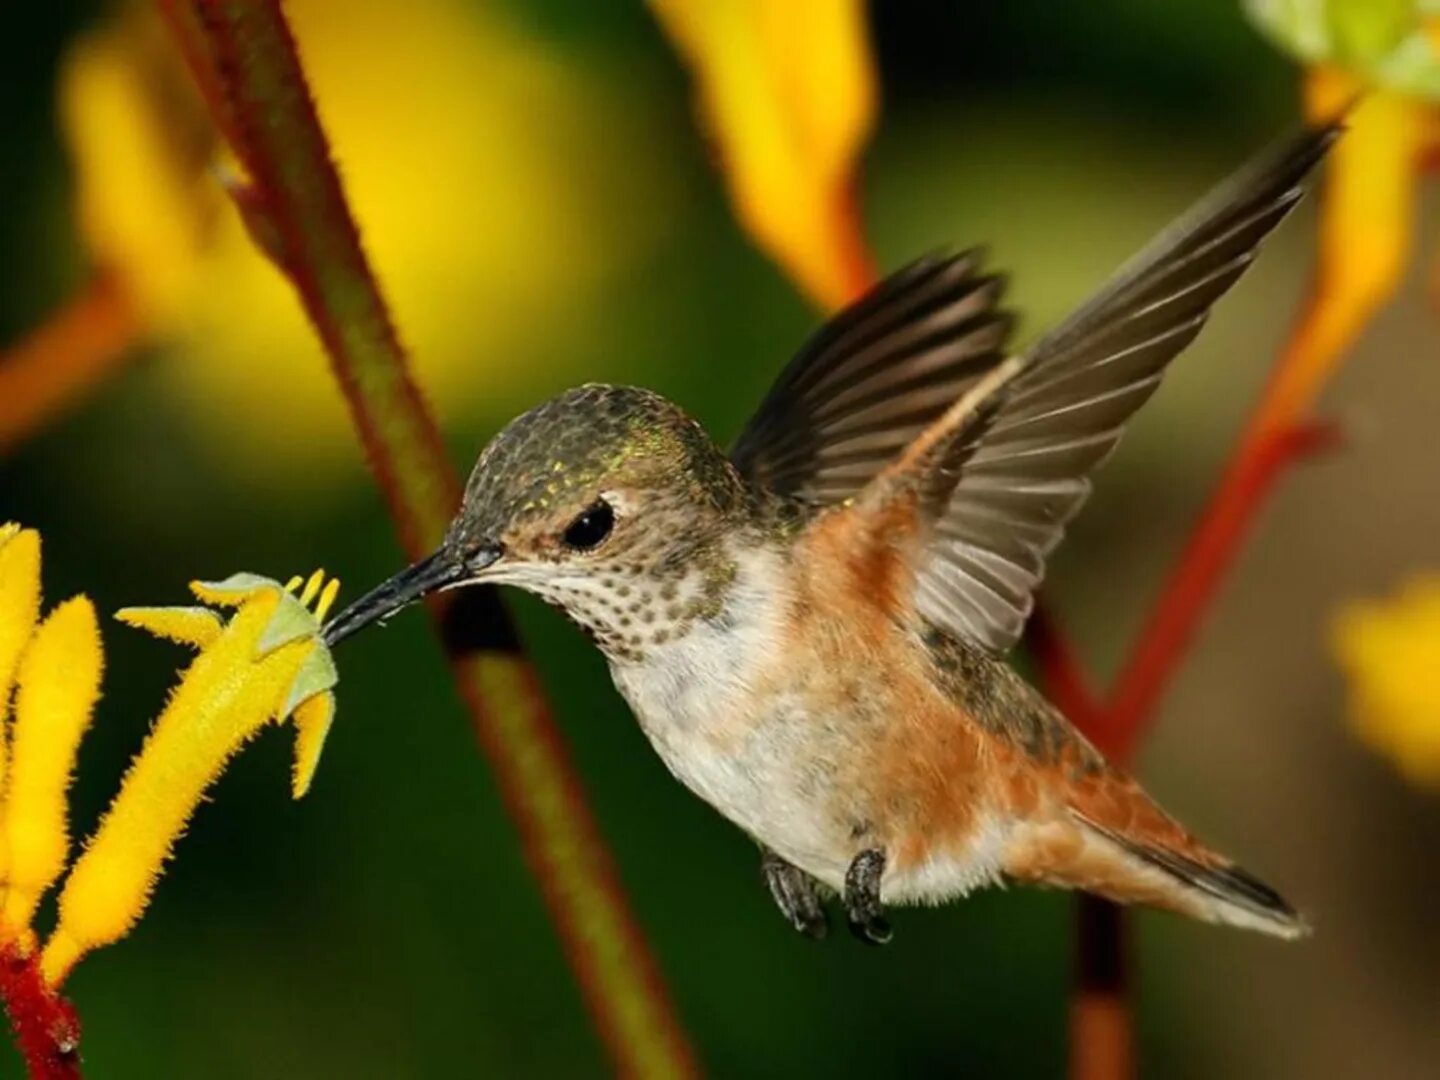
top-left (730, 251), bottom-right (1015, 504)
top-left (730, 122), bottom-right (1338, 653)
top-left (909, 123), bottom-right (1338, 651)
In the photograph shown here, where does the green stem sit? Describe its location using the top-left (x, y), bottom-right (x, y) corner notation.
top-left (159, 3), bottom-right (696, 1074)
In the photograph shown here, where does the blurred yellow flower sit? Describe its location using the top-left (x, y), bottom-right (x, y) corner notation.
top-left (1245, 8), bottom-right (1440, 787)
top-left (650, 0), bottom-right (877, 308)
top-left (0, 523), bottom-right (343, 989)
top-left (37, 0), bottom-right (676, 480)
top-left (1245, 1), bottom-right (1440, 436)
top-left (1332, 576), bottom-right (1440, 787)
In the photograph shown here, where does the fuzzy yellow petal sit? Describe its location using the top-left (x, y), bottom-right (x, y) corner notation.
top-left (291, 692), bottom-right (335, 800)
top-left (189, 572), bottom-right (277, 607)
top-left (1, 597), bottom-right (103, 934)
top-left (0, 526), bottom-right (43, 872)
top-left (650, 0), bottom-right (877, 308)
top-left (41, 588), bottom-right (312, 985)
top-left (1333, 575), bottom-right (1440, 787)
top-left (0, 526), bottom-right (42, 707)
top-left (40, 573), bottom-right (341, 985)
top-left (115, 605), bottom-right (223, 649)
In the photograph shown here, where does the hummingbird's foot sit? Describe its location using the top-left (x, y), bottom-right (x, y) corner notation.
top-left (761, 848), bottom-right (829, 940)
top-left (844, 848), bottom-right (893, 946)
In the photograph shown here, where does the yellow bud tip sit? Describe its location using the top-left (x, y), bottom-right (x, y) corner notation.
top-left (39, 932), bottom-right (83, 989)
top-left (0, 527), bottom-right (43, 693)
top-left (314, 578), bottom-right (341, 623)
top-left (284, 575), bottom-right (304, 593)
top-left (299, 569), bottom-right (325, 607)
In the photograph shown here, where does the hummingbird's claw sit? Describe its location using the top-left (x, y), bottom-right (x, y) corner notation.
top-left (761, 848), bottom-right (829, 940)
top-left (844, 849), bottom-right (893, 946)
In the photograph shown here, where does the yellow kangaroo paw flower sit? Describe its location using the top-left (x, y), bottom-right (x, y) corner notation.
top-left (1, 597), bottom-right (103, 936)
top-left (40, 572), bottom-right (340, 986)
top-left (115, 605), bottom-right (223, 649)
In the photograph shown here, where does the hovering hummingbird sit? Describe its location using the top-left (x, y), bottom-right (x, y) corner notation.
top-left (326, 123), bottom-right (1338, 944)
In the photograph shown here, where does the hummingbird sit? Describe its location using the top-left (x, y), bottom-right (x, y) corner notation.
top-left (325, 122), bottom-right (1338, 944)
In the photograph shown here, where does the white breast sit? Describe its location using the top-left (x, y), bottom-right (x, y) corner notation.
top-left (608, 546), bottom-right (848, 881)
top-left (610, 555), bottom-right (778, 738)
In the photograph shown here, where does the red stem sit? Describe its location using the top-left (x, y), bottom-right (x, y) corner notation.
top-left (1068, 897), bottom-right (1130, 1080)
top-left (1095, 421), bottom-right (1341, 762)
top-left (0, 274), bottom-right (140, 456)
top-left (0, 945), bottom-right (81, 1080)
top-left (159, 3), bottom-right (696, 1074)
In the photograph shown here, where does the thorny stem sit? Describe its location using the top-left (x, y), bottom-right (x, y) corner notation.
top-left (158, 3), bottom-right (696, 1076)
top-left (0, 944), bottom-right (81, 1080)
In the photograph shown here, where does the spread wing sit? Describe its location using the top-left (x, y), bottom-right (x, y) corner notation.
top-left (900, 122), bottom-right (1338, 652)
top-left (734, 122), bottom-right (1339, 653)
top-left (730, 250), bottom-right (1016, 506)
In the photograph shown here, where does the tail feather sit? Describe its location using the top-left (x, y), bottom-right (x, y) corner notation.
top-left (1078, 815), bottom-right (1309, 940)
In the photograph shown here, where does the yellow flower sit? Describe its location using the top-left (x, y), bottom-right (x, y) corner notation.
top-left (41, 570), bottom-right (340, 986)
top-left (1332, 576), bottom-right (1440, 788)
top-left (0, 526), bottom-right (103, 944)
top-left (0, 523), bottom-right (343, 988)
top-left (650, 0), bottom-right (878, 308)
top-left (28, 0), bottom-right (676, 479)
top-left (1244, 1), bottom-right (1440, 436)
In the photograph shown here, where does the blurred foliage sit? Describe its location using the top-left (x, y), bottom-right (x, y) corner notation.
top-left (1247, 0), bottom-right (1440, 97)
top-left (0, 1), bottom-right (1436, 1078)
top-left (56, 0), bottom-right (679, 484)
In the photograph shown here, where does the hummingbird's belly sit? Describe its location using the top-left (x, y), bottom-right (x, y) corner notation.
top-left (609, 549), bottom-right (859, 886)
top-left (609, 542), bottom-right (1013, 901)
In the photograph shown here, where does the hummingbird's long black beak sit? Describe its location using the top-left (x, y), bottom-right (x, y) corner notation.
top-left (322, 545), bottom-right (499, 647)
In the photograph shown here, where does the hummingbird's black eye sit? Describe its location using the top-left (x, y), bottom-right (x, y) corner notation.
top-left (561, 499), bottom-right (615, 551)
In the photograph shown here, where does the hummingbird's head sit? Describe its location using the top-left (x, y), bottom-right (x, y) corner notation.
top-left (325, 384), bottom-right (751, 659)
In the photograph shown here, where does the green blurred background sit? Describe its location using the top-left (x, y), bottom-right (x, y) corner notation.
top-left (2, 1), bottom-right (1438, 1076)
